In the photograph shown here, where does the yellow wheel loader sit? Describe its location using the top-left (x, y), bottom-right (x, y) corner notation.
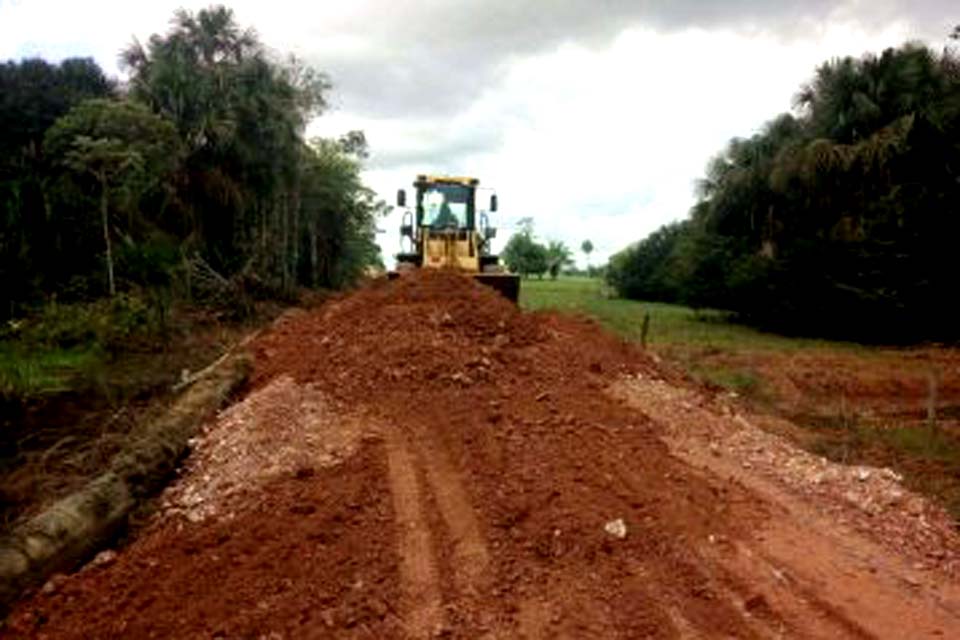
top-left (391, 175), bottom-right (520, 302)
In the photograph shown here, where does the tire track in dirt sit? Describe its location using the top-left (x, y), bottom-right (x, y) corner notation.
top-left (413, 425), bottom-right (491, 595)
top-left (614, 375), bottom-right (960, 638)
top-left (608, 466), bottom-right (761, 638)
top-left (385, 429), bottom-right (444, 638)
top-left (687, 440), bottom-right (960, 638)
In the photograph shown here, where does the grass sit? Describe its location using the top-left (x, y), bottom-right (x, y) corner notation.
top-left (519, 275), bottom-right (810, 399)
top-left (518, 276), bottom-right (843, 403)
top-left (0, 293), bottom-right (168, 400)
top-left (519, 276), bottom-right (857, 352)
top-left (686, 364), bottom-right (761, 395)
top-left (0, 344), bottom-right (101, 398)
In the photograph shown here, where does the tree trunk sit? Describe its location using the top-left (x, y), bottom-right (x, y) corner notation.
top-left (279, 195), bottom-right (288, 291)
top-left (290, 188), bottom-right (300, 288)
top-left (260, 200), bottom-right (267, 253)
top-left (100, 174), bottom-right (115, 297)
top-left (309, 216), bottom-right (318, 288)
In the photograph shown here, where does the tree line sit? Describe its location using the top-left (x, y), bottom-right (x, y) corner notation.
top-left (607, 38), bottom-right (960, 342)
top-left (0, 5), bottom-right (383, 320)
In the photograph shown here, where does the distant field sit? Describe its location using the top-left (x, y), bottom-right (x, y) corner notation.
top-left (519, 276), bottom-right (854, 352)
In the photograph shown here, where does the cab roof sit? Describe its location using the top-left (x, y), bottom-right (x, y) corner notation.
top-left (415, 175), bottom-right (479, 187)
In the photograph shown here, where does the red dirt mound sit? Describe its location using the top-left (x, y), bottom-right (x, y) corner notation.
top-left (8, 270), bottom-right (960, 638)
top-left (252, 269), bottom-right (575, 399)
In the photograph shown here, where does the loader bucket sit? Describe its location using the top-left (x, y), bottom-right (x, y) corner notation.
top-left (474, 273), bottom-right (520, 303)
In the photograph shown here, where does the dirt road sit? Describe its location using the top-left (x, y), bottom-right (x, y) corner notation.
top-left (6, 271), bottom-right (960, 638)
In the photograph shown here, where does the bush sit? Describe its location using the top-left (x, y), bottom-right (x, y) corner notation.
top-left (0, 293), bottom-right (170, 399)
top-left (29, 295), bottom-right (146, 348)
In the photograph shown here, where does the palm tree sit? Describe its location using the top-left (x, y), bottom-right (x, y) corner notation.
top-left (545, 240), bottom-right (573, 279)
top-left (120, 6), bottom-right (329, 288)
top-left (580, 239), bottom-right (594, 272)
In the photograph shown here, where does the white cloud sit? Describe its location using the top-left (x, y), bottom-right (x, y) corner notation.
top-left (335, 20), bottom-right (914, 267)
top-left (1, 1), bottom-right (944, 267)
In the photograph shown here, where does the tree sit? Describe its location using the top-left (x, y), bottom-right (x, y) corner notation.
top-left (580, 239), bottom-right (594, 270)
top-left (503, 230), bottom-right (548, 279)
top-left (44, 99), bottom-right (181, 295)
top-left (0, 6), bottom-right (385, 317)
top-left (301, 138), bottom-right (385, 288)
top-left (117, 5), bottom-right (386, 298)
top-left (121, 6), bottom-right (329, 286)
top-left (606, 223), bottom-right (686, 301)
top-left (0, 57), bottom-right (113, 161)
top-left (612, 42), bottom-right (960, 341)
top-left (337, 130), bottom-right (369, 159)
top-left (545, 240), bottom-right (574, 279)
top-left (0, 57), bottom-right (114, 312)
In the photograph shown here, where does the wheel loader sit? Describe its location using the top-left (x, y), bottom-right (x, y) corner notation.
top-left (392, 175), bottom-right (520, 302)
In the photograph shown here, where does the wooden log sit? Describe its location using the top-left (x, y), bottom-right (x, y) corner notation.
top-left (0, 352), bottom-right (252, 614)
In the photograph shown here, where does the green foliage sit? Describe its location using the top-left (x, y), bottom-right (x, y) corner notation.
top-left (1, 4), bottom-right (382, 325)
top-left (545, 240), bottom-right (574, 279)
top-left (45, 99), bottom-right (181, 188)
top-left (44, 99), bottom-right (182, 295)
top-left (0, 58), bottom-right (115, 312)
top-left (608, 42), bottom-right (960, 342)
top-left (119, 5), bottom-right (377, 295)
top-left (0, 57), bottom-right (113, 161)
top-left (301, 138), bottom-right (386, 288)
top-left (0, 293), bottom-right (166, 398)
top-left (115, 234), bottom-right (182, 289)
top-left (606, 222), bottom-right (686, 302)
top-left (502, 228), bottom-right (549, 278)
top-left (14, 294), bottom-right (154, 350)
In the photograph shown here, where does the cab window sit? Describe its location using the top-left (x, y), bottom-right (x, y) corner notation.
top-left (421, 185), bottom-right (469, 228)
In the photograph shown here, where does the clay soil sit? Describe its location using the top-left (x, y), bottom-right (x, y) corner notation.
top-left (674, 346), bottom-right (960, 517)
top-left (6, 270), bottom-right (960, 638)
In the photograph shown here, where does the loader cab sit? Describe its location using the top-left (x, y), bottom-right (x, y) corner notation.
top-left (396, 175), bottom-right (499, 269)
top-left (396, 176), bottom-right (497, 234)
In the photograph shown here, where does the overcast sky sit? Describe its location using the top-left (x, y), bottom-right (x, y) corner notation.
top-left (2, 1), bottom-right (955, 266)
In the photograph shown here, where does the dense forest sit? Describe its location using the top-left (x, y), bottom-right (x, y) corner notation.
top-left (607, 38), bottom-right (960, 342)
top-left (0, 6), bottom-right (383, 322)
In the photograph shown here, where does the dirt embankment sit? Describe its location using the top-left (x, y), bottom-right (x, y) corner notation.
top-left (6, 270), bottom-right (960, 638)
top-left (672, 343), bottom-right (960, 518)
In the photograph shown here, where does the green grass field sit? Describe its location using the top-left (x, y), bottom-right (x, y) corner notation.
top-left (519, 276), bottom-right (854, 352)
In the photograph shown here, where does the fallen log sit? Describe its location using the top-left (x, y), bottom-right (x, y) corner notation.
top-left (0, 352), bottom-right (252, 614)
